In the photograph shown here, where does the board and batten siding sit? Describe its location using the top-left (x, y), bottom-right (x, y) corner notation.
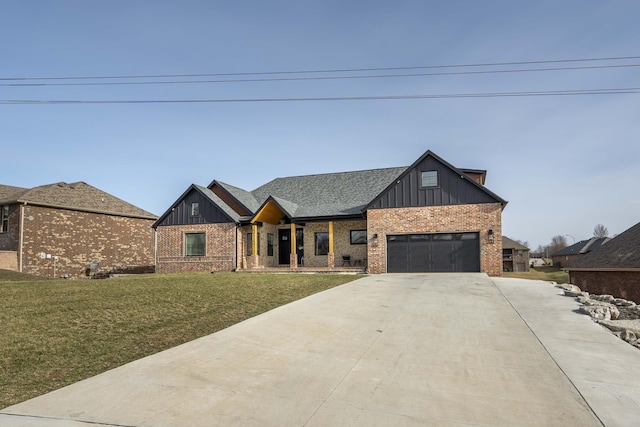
top-left (156, 189), bottom-right (234, 226)
top-left (369, 156), bottom-right (497, 209)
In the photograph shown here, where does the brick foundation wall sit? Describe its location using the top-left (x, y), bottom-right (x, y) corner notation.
top-left (570, 271), bottom-right (640, 304)
top-left (0, 250), bottom-right (18, 271)
top-left (156, 223), bottom-right (237, 273)
top-left (366, 203), bottom-right (503, 276)
top-left (21, 205), bottom-right (155, 278)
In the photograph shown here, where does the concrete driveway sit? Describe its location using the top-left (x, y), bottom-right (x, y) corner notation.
top-left (2, 274), bottom-right (638, 426)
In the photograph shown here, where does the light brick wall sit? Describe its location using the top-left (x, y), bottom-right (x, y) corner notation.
top-left (156, 223), bottom-right (237, 273)
top-left (301, 220), bottom-right (367, 267)
top-left (366, 203), bottom-right (503, 276)
top-left (239, 223), bottom-right (279, 269)
top-left (21, 205), bottom-right (155, 278)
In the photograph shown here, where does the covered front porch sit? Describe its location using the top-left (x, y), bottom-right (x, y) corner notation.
top-left (237, 197), bottom-right (368, 272)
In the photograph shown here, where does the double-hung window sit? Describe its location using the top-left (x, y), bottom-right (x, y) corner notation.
top-left (315, 232), bottom-right (329, 255)
top-left (1, 206), bottom-right (8, 233)
top-left (185, 232), bottom-right (205, 256)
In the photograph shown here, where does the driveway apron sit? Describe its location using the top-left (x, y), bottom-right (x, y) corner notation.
top-left (1, 274), bottom-right (603, 426)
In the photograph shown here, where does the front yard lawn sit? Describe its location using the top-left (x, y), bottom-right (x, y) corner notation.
top-left (0, 271), bottom-right (358, 409)
top-left (503, 266), bottom-right (569, 283)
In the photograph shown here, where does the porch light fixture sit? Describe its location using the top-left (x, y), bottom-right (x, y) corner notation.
top-left (487, 229), bottom-right (494, 243)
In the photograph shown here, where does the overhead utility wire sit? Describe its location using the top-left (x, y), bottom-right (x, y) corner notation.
top-left (3, 87), bottom-right (639, 104)
top-left (1, 55), bottom-right (639, 82)
top-left (3, 63), bottom-right (639, 87)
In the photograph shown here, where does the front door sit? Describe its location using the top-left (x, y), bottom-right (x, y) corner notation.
top-left (279, 229), bottom-right (291, 264)
top-left (278, 229), bottom-right (304, 265)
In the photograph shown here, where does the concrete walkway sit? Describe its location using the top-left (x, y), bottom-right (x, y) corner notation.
top-left (1, 274), bottom-right (638, 426)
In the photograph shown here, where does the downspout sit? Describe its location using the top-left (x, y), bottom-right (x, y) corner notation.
top-left (153, 227), bottom-right (158, 271)
top-left (18, 202), bottom-right (25, 272)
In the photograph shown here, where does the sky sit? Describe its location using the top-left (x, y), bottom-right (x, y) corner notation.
top-left (2, 1), bottom-right (639, 250)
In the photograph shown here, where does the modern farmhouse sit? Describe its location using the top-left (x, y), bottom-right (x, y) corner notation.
top-left (153, 150), bottom-right (507, 275)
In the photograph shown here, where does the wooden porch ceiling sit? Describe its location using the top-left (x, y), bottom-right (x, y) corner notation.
top-left (252, 199), bottom-right (286, 224)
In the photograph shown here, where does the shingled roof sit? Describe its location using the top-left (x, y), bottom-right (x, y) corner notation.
top-left (502, 236), bottom-right (529, 251)
top-left (552, 237), bottom-right (611, 257)
top-left (566, 222), bottom-right (640, 270)
top-left (0, 184), bottom-right (28, 202)
top-left (250, 167), bottom-right (408, 219)
top-left (0, 182), bottom-right (156, 220)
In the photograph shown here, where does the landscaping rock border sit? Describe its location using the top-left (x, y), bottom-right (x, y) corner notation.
top-left (556, 283), bottom-right (640, 349)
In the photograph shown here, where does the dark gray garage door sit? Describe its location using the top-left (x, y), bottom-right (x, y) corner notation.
top-left (387, 233), bottom-right (480, 273)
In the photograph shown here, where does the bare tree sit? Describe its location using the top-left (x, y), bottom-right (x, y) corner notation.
top-left (547, 235), bottom-right (568, 256)
top-left (593, 224), bottom-right (609, 238)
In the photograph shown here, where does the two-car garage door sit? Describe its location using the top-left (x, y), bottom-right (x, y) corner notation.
top-left (387, 232), bottom-right (480, 273)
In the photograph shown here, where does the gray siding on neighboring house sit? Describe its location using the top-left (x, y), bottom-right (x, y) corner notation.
top-left (156, 189), bottom-right (233, 226)
top-left (370, 156), bottom-right (499, 209)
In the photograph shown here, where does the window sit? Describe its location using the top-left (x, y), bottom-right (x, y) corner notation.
top-left (190, 202), bottom-right (199, 216)
top-left (421, 171), bottom-right (438, 187)
top-left (350, 230), bottom-right (367, 245)
top-left (247, 232), bottom-right (260, 256)
top-left (267, 233), bottom-right (274, 256)
top-left (1, 206), bottom-right (8, 233)
top-left (185, 232), bottom-right (205, 256)
top-left (315, 232), bottom-right (329, 255)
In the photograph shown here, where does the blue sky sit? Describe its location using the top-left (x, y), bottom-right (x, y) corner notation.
top-left (2, 1), bottom-right (639, 250)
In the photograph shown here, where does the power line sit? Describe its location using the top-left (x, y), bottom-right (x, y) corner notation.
top-left (2, 87), bottom-right (639, 105)
top-left (2, 63), bottom-right (639, 87)
top-left (1, 55), bottom-right (639, 82)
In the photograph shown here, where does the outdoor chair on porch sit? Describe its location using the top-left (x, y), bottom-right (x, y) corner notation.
top-left (342, 255), bottom-right (351, 266)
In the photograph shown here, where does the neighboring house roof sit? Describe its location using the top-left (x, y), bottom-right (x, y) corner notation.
top-left (0, 184), bottom-right (28, 201)
top-left (566, 222), bottom-right (640, 270)
top-left (0, 182), bottom-right (157, 220)
top-left (552, 237), bottom-right (611, 257)
top-left (502, 236), bottom-right (529, 251)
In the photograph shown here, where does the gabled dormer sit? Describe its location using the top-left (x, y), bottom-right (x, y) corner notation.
top-left (367, 150), bottom-right (506, 209)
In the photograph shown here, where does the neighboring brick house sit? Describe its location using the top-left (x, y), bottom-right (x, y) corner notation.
top-left (551, 237), bottom-right (611, 268)
top-left (0, 182), bottom-right (157, 278)
top-left (566, 221), bottom-right (640, 304)
top-left (154, 150), bottom-right (508, 275)
top-left (502, 236), bottom-right (530, 272)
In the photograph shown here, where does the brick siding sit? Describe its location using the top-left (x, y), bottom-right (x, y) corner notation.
top-left (156, 223), bottom-right (237, 273)
top-left (570, 271), bottom-right (640, 304)
top-left (366, 203), bottom-right (503, 276)
top-left (21, 205), bottom-right (155, 278)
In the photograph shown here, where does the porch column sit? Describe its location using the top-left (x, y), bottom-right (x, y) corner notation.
top-left (251, 224), bottom-right (258, 256)
top-left (290, 223), bottom-right (298, 267)
top-left (328, 221), bottom-right (335, 269)
top-left (251, 224), bottom-right (259, 268)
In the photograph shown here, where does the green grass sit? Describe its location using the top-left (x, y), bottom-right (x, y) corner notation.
top-left (503, 266), bottom-right (569, 283)
top-left (0, 271), bottom-right (359, 409)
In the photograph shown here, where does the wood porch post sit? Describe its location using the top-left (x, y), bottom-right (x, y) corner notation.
top-left (328, 221), bottom-right (335, 269)
top-left (290, 223), bottom-right (298, 267)
top-left (252, 223), bottom-right (258, 256)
